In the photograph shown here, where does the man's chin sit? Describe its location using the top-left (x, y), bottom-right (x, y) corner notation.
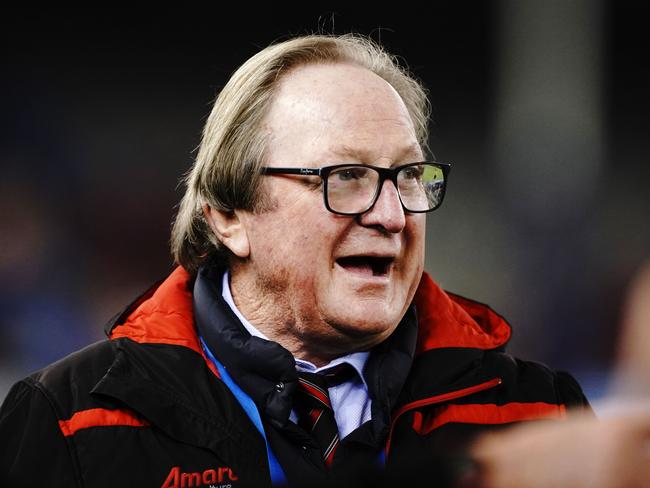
top-left (327, 311), bottom-right (401, 342)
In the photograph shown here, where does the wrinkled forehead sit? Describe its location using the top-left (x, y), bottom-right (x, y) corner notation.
top-left (263, 63), bottom-right (422, 166)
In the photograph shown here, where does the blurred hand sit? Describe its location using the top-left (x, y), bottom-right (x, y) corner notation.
top-left (470, 261), bottom-right (650, 488)
top-left (470, 410), bottom-right (650, 488)
top-left (612, 262), bottom-right (650, 397)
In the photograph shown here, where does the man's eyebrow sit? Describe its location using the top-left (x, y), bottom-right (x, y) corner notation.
top-left (328, 143), bottom-right (423, 163)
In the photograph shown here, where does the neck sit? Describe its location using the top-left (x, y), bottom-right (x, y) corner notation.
top-left (228, 266), bottom-right (376, 367)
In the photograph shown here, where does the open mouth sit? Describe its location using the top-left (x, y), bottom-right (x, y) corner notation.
top-left (336, 256), bottom-right (394, 277)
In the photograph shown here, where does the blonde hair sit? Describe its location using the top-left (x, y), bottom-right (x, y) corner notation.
top-left (171, 33), bottom-right (431, 275)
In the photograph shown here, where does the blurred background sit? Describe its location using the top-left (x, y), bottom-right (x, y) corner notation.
top-left (1, 2), bottom-right (648, 405)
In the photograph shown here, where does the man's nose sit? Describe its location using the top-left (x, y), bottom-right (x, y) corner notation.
top-left (358, 179), bottom-right (406, 233)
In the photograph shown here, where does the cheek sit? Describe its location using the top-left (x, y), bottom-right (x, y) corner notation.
top-left (400, 220), bottom-right (426, 297)
top-left (249, 214), bottom-right (335, 274)
top-left (406, 217), bottom-right (426, 260)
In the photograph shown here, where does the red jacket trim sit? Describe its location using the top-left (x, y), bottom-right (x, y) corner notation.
top-left (109, 267), bottom-right (197, 351)
top-left (58, 408), bottom-right (150, 437)
top-left (385, 378), bottom-right (503, 455)
top-left (413, 272), bottom-right (511, 352)
top-left (108, 267), bottom-right (220, 378)
top-left (411, 401), bottom-right (568, 435)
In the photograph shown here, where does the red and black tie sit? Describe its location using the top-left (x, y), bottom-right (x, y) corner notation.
top-left (294, 365), bottom-right (355, 468)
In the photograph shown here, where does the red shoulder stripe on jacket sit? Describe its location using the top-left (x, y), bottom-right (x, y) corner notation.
top-left (58, 408), bottom-right (150, 437)
top-left (412, 401), bottom-right (568, 435)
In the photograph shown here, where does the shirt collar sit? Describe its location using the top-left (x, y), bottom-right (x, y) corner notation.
top-left (222, 270), bottom-right (270, 340)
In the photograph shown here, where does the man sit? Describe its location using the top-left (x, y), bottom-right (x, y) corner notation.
top-left (1, 34), bottom-right (591, 487)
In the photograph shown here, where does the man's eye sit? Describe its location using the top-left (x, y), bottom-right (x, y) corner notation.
top-left (402, 166), bottom-right (423, 180)
top-left (334, 168), bottom-right (367, 181)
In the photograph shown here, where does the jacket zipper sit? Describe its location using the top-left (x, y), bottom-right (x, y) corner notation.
top-left (384, 377), bottom-right (502, 456)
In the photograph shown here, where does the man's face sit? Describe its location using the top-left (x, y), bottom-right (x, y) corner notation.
top-left (231, 62), bottom-right (426, 361)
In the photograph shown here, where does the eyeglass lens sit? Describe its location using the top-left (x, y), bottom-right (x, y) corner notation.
top-left (326, 164), bottom-right (445, 214)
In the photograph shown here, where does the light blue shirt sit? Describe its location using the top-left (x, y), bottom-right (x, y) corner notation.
top-left (222, 271), bottom-right (372, 439)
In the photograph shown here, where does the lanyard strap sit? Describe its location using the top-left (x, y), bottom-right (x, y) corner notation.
top-left (200, 337), bottom-right (288, 486)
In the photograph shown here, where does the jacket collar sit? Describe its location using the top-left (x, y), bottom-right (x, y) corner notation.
top-left (401, 273), bottom-right (513, 402)
top-left (104, 266), bottom-right (511, 357)
top-left (102, 266), bottom-right (513, 423)
top-left (193, 264), bottom-right (298, 429)
top-left (413, 272), bottom-right (511, 353)
top-left (192, 264), bottom-right (418, 438)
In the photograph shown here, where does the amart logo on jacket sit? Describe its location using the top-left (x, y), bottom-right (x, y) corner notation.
top-left (161, 465), bottom-right (239, 488)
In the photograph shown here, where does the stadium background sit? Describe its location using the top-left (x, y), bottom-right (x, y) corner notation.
top-left (2, 2), bottom-right (649, 407)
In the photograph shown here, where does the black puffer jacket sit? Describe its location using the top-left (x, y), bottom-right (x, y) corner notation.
top-left (0, 266), bottom-right (590, 487)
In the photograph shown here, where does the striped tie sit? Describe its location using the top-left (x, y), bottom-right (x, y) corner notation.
top-left (294, 365), bottom-right (355, 468)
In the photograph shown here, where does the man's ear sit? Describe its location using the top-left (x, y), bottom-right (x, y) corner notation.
top-left (202, 204), bottom-right (250, 258)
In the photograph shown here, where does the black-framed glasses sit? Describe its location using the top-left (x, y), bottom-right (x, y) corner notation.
top-left (261, 161), bottom-right (451, 216)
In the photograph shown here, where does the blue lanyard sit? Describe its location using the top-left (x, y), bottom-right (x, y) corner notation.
top-left (200, 337), bottom-right (288, 486)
